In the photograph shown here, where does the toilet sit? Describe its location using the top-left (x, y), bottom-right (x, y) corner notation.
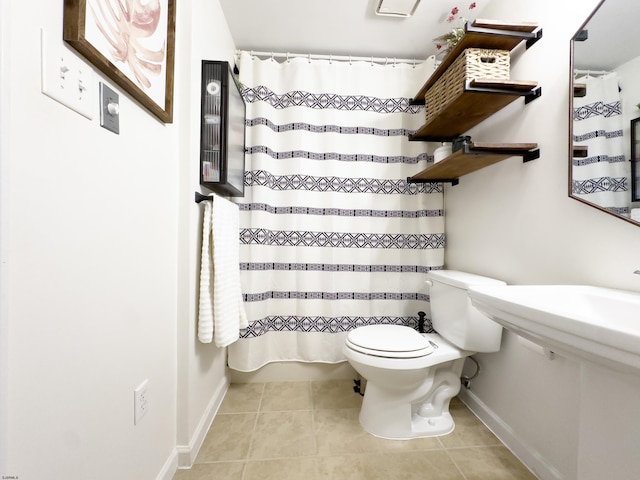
top-left (343, 270), bottom-right (506, 440)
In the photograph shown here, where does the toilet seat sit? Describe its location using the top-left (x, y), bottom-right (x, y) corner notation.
top-left (346, 325), bottom-right (434, 358)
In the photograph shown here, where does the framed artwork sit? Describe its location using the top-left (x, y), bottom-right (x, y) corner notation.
top-left (632, 118), bottom-right (640, 202)
top-left (63, 0), bottom-right (176, 123)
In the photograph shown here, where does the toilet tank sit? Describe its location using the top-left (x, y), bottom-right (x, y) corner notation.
top-left (427, 270), bottom-right (506, 352)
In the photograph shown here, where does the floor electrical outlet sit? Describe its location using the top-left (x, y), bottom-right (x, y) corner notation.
top-left (134, 380), bottom-right (148, 425)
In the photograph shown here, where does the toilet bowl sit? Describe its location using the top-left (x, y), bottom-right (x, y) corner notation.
top-left (343, 270), bottom-right (506, 440)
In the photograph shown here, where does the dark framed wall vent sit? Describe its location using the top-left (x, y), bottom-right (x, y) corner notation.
top-left (200, 60), bottom-right (246, 197)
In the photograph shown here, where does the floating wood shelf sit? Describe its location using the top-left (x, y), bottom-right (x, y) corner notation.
top-left (412, 19), bottom-right (542, 103)
top-left (409, 80), bottom-right (540, 141)
top-left (406, 20), bottom-right (541, 183)
top-left (407, 143), bottom-right (540, 185)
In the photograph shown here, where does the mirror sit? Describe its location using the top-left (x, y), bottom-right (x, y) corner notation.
top-left (570, 0), bottom-right (640, 226)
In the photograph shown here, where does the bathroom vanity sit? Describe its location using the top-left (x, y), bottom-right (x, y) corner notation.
top-left (468, 284), bottom-right (640, 480)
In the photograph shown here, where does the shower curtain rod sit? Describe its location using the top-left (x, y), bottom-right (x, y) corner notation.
top-left (574, 68), bottom-right (612, 76)
top-left (240, 50), bottom-right (427, 66)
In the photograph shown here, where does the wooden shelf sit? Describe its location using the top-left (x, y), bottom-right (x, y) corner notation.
top-left (408, 142), bottom-right (539, 185)
top-left (410, 80), bottom-right (540, 141)
top-left (573, 145), bottom-right (588, 158)
top-left (574, 83), bottom-right (587, 98)
top-left (406, 20), bottom-right (541, 183)
top-left (413, 19), bottom-right (542, 102)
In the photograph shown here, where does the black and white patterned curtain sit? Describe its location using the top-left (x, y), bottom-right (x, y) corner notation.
top-left (572, 73), bottom-right (629, 215)
top-left (228, 51), bottom-right (444, 371)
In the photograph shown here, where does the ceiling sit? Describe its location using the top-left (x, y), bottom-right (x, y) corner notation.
top-left (219, 0), bottom-right (637, 72)
top-left (572, 0), bottom-right (640, 71)
top-left (218, 0), bottom-right (488, 61)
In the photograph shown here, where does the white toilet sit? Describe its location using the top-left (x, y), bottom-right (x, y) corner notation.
top-left (343, 270), bottom-right (506, 440)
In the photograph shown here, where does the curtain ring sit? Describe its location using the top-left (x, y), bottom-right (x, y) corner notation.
top-left (393, 57), bottom-right (397, 68)
top-left (329, 54), bottom-right (332, 64)
top-left (308, 53), bottom-right (311, 63)
top-left (286, 52), bottom-right (290, 63)
top-left (349, 55), bottom-right (352, 66)
top-left (270, 52), bottom-right (274, 62)
top-left (370, 56), bottom-right (374, 67)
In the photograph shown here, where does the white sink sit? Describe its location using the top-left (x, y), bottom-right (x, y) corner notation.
top-left (467, 285), bottom-right (640, 373)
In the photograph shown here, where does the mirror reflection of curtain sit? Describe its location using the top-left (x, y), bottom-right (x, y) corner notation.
top-left (228, 51), bottom-right (444, 372)
top-left (572, 73), bottom-right (629, 216)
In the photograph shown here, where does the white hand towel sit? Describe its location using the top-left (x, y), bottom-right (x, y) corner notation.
top-left (198, 200), bottom-right (215, 343)
top-left (211, 196), bottom-right (249, 346)
top-left (198, 195), bottom-right (249, 345)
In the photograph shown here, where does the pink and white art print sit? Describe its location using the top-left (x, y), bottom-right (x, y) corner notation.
top-left (64, 0), bottom-right (176, 123)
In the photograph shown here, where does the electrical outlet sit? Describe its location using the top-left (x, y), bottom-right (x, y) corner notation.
top-left (134, 379), bottom-right (148, 425)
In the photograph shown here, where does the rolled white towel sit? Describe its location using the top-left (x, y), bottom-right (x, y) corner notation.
top-left (198, 200), bottom-right (215, 343)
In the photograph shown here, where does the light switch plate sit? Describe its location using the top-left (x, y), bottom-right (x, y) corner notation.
top-left (375, 0), bottom-right (421, 17)
top-left (100, 82), bottom-right (120, 134)
top-left (40, 29), bottom-right (94, 119)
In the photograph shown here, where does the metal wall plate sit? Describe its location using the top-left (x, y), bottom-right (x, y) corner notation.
top-left (99, 82), bottom-right (120, 134)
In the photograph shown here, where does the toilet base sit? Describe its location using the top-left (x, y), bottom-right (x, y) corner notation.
top-left (408, 411), bottom-right (455, 438)
top-left (358, 359), bottom-right (464, 440)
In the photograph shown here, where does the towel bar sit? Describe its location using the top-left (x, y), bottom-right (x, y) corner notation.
top-left (195, 192), bottom-right (213, 203)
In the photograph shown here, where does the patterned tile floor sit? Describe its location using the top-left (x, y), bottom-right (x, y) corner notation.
top-left (173, 380), bottom-right (537, 480)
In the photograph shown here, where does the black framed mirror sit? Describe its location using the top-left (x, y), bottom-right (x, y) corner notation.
top-left (569, 0), bottom-right (640, 226)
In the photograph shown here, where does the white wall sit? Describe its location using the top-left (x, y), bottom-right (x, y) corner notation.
top-left (0, 0), bottom-right (236, 478)
top-left (445, 0), bottom-right (640, 479)
top-left (0, 0), bottom-right (10, 473)
top-left (174, 0), bottom-right (237, 467)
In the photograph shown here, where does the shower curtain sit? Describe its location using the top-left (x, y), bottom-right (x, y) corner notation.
top-left (572, 73), bottom-right (629, 216)
top-left (228, 51), bottom-right (444, 372)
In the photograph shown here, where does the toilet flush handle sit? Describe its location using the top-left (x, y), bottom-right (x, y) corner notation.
top-left (424, 280), bottom-right (433, 287)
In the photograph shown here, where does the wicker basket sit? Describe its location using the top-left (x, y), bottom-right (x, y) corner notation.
top-left (425, 48), bottom-right (510, 123)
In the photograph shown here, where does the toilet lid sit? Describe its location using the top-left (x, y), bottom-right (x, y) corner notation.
top-left (346, 325), bottom-right (434, 358)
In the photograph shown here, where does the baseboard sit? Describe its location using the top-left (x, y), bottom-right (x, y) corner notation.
top-left (156, 448), bottom-right (179, 480)
top-left (229, 361), bottom-right (357, 383)
top-left (458, 389), bottom-right (564, 480)
top-left (176, 376), bottom-right (230, 468)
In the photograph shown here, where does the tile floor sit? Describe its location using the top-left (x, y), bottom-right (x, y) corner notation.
top-left (173, 380), bottom-right (537, 480)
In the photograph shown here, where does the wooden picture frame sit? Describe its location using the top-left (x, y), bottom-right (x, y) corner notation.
top-left (632, 117), bottom-right (640, 202)
top-left (63, 0), bottom-right (176, 123)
